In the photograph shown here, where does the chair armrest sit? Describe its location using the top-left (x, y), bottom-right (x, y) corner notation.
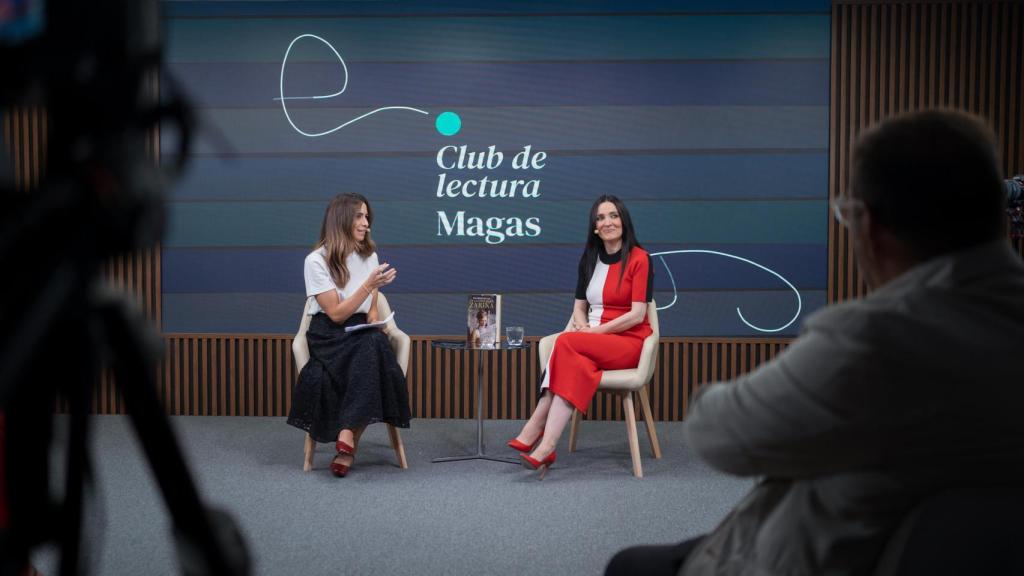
top-left (538, 316), bottom-right (576, 368)
top-left (634, 332), bottom-right (659, 384)
top-left (538, 333), bottom-right (559, 368)
top-left (293, 301), bottom-right (314, 373)
top-left (292, 336), bottom-right (309, 372)
top-left (388, 327), bottom-right (411, 376)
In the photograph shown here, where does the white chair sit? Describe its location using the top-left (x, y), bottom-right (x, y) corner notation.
top-left (293, 293), bottom-right (409, 471)
top-left (538, 301), bottom-right (662, 478)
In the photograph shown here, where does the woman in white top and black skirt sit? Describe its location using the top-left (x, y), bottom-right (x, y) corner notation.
top-left (287, 193), bottom-right (412, 477)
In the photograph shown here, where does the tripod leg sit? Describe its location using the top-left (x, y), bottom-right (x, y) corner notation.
top-left (58, 324), bottom-right (94, 576)
top-left (97, 294), bottom-right (248, 576)
top-left (1, 344), bottom-right (62, 576)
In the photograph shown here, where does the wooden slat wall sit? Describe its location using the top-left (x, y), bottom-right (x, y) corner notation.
top-left (160, 335), bottom-right (294, 416)
top-left (830, 0), bottom-right (1024, 303)
top-left (5, 96), bottom-right (161, 416)
top-left (2, 107), bottom-right (46, 192)
top-left (153, 335), bottom-right (788, 420)
top-left (12, 0), bottom-right (1022, 418)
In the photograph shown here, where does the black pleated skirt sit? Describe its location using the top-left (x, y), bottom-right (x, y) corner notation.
top-left (287, 312), bottom-right (412, 443)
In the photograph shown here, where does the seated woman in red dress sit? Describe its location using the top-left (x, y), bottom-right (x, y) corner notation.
top-left (508, 195), bottom-right (653, 478)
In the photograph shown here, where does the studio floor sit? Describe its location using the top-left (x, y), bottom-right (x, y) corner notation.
top-left (34, 416), bottom-right (753, 576)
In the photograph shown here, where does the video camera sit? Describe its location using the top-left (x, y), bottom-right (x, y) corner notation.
top-left (1007, 176), bottom-right (1024, 239)
top-left (1, 1), bottom-right (248, 575)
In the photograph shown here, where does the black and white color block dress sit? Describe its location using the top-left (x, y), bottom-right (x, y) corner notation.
top-left (541, 245), bottom-right (653, 412)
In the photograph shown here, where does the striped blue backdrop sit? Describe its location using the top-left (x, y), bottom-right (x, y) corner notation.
top-left (161, 0), bottom-right (831, 336)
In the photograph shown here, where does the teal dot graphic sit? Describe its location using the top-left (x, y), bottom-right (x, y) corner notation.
top-left (435, 111), bottom-right (462, 136)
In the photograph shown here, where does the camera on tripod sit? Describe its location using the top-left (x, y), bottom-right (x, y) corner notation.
top-left (1, 2), bottom-right (248, 575)
top-left (1007, 176), bottom-right (1024, 239)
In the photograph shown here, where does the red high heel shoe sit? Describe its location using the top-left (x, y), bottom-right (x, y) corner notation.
top-left (331, 440), bottom-right (356, 477)
top-left (330, 453), bottom-right (353, 477)
top-left (520, 451), bottom-right (557, 480)
top-left (507, 429), bottom-right (544, 452)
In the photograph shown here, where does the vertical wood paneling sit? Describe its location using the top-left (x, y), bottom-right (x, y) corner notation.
top-left (130, 336), bottom-right (787, 420)
top-left (8, 103), bottom-right (163, 412)
top-left (831, 0), bottom-right (1024, 304)
top-left (432, 342), bottom-right (441, 417)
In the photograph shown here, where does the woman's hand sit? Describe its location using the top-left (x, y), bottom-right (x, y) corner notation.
top-left (570, 299), bottom-right (590, 333)
top-left (363, 264), bottom-right (397, 292)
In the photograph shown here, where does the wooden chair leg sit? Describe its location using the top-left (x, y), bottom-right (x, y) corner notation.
top-left (637, 386), bottom-right (662, 459)
top-left (623, 393), bottom-right (643, 478)
top-left (569, 408), bottom-right (581, 452)
top-left (387, 424), bottom-right (409, 469)
top-left (303, 433), bottom-right (315, 472)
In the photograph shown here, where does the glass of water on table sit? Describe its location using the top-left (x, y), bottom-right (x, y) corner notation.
top-left (505, 326), bottom-right (524, 347)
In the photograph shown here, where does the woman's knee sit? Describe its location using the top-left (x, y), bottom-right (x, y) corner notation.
top-left (359, 329), bottom-right (389, 349)
top-left (553, 332), bottom-right (583, 353)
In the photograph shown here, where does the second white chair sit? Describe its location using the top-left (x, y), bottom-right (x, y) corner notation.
top-left (537, 301), bottom-right (662, 478)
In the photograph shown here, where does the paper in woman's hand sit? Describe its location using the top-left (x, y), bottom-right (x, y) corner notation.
top-left (344, 311), bottom-right (395, 333)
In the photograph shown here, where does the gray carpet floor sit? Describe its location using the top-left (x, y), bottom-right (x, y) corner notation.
top-left (34, 416), bottom-right (754, 576)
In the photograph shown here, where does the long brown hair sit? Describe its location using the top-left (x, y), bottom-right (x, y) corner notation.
top-left (318, 193), bottom-right (375, 287)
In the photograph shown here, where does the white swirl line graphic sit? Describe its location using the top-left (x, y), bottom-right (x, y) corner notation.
top-left (276, 33), bottom-right (429, 137)
top-left (650, 250), bottom-right (803, 333)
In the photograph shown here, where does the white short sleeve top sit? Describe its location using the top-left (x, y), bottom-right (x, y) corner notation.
top-left (303, 247), bottom-right (379, 315)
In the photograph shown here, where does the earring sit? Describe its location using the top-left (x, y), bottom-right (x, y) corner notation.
top-left (594, 229), bottom-right (599, 234)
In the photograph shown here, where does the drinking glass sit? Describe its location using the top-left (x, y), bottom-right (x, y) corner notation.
top-left (506, 326), bottom-right (524, 347)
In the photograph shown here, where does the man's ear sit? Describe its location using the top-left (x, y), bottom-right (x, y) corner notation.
top-left (862, 209), bottom-right (917, 286)
top-left (860, 208), bottom-right (880, 253)
top-left (865, 210), bottom-right (905, 258)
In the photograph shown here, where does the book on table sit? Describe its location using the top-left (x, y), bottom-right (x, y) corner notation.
top-left (466, 294), bottom-right (501, 348)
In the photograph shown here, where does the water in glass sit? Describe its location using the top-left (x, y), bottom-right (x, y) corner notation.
top-left (506, 326), bottom-right (524, 347)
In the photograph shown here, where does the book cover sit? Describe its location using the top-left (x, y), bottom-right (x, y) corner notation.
top-left (467, 294), bottom-right (501, 348)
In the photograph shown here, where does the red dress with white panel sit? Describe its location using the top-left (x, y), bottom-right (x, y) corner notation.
top-left (541, 245), bottom-right (653, 413)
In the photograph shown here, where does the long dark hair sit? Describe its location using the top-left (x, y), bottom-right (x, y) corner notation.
top-left (317, 193), bottom-right (375, 287)
top-left (582, 195), bottom-right (642, 288)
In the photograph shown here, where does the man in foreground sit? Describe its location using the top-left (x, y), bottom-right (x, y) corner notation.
top-left (609, 110), bottom-right (1024, 575)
